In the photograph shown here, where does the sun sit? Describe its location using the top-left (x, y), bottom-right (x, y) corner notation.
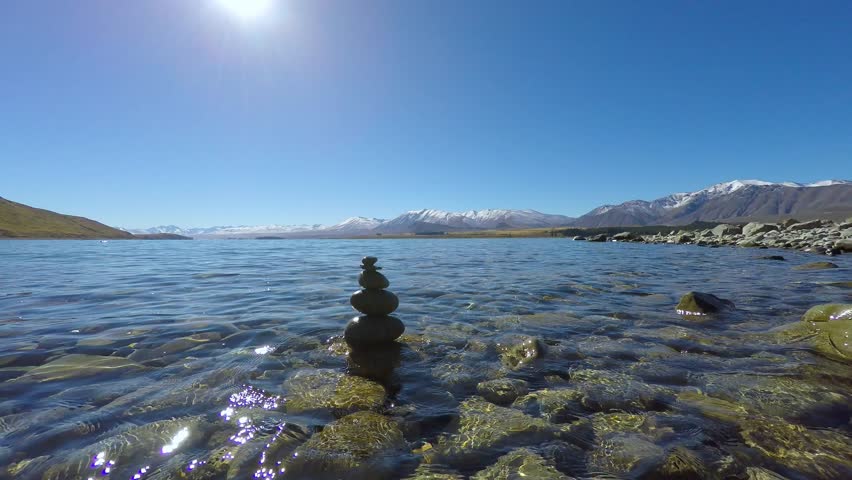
top-left (215, 0), bottom-right (275, 21)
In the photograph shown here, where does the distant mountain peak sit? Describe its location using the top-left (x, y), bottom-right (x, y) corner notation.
top-left (575, 178), bottom-right (852, 227)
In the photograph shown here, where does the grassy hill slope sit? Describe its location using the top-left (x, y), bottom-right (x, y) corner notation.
top-left (0, 196), bottom-right (133, 239)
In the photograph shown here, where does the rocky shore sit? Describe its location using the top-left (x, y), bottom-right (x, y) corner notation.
top-left (583, 218), bottom-right (852, 256)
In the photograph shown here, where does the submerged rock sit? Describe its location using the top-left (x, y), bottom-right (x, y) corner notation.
top-left (512, 388), bottom-right (585, 424)
top-left (476, 378), bottom-right (529, 405)
top-left (284, 410), bottom-right (407, 480)
top-left (802, 303), bottom-right (852, 322)
top-left (38, 416), bottom-right (212, 480)
top-left (794, 261), bottom-right (839, 270)
top-left (426, 397), bottom-right (564, 467)
top-left (675, 291), bottom-right (734, 316)
top-left (283, 369), bottom-right (386, 417)
top-left (404, 464), bottom-right (464, 479)
top-left (12, 354), bottom-right (145, 382)
top-left (587, 433), bottom-right (664, 477)
top-left (471, 448), bottom-right (570, 479)
top-left (495, 334), bottom-right (543, 370)
top-left (740, 417), bottom-right (852, 479)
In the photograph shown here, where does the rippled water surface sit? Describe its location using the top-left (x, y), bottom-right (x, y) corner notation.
top-left (1, 239), bottom-right (850, 479)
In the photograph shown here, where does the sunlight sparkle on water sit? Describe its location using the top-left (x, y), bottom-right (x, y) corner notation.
top-left (161, 427), bottom-right (190, 454)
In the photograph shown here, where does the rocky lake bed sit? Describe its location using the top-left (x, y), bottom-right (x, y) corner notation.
top-left (0, 239), bottom-right (850, 479)
top-left (584, 217), bottom-right (852, 257)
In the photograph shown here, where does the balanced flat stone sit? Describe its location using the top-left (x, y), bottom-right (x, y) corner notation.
top-left (345, 315), bottom-right (405, 344)
top-left (345, 256), bottom-right (405, 344)
top-left (358, 270), bottom-right (390, 289)
top-left (350, 289), bottom-right (399, 316)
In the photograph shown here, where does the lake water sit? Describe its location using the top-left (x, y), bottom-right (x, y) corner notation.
top-left (1, 239), bottom-right (850, 479)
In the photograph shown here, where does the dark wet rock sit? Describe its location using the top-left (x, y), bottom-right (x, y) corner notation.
top-left (0, 351), bottom-right (50, 368)
top-left (794, 261), bottom-right (839, 270)
top-left (283, 369), bottom-right (386, 417)
top-left (674, 233), bottom-right (694, 244)
top-left (345, 315), bottom-right (405, 344)
top-left (743, 222), bottom-right (778, 237)
top-left (675, 291), bottom-right (735, 315)
top-left (572, 236), bottom-right (587, 241)
top-left (495, 334), bottom-right (543, 370)
top-left (284, 410), bottom-right (407, 480)
top-left (512, 388), bottom-right (584, 424)
top-left (740, 417), bottom-right (852, 480)
top-left (350, 289), bottom-right (399, 316)
top-left (11, 354), bottom-right (145, 382)
top-left (359, 269), bottom-right (390, 289)
top-left (476, 378), bottom-right (529, 405)
top-left (588, 234), bottom-right (607, 242)
top-left (836, 238), bottom-right (852, 252)
top-left (587, 433), bottom-right (664, 477)
top-left (758, 255), bottom-right (785, 261)
top-left (802, 303), bottom-right (852, 322)
top-left (712, 224), bottom-right (742, 236)
top-left (471, 448), bottom-right (571, 479)
top-left (346, 257), bottom-right (405, 344)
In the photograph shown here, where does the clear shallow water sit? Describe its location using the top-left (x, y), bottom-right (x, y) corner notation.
top-left (0, 239), bottom-right (850, 479)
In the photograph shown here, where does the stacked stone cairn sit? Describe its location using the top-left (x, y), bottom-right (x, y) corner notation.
top-left (345, 256), bottom-right (405, 345)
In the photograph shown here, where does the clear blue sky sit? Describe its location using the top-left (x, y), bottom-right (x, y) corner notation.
top-left (1, 0), bottom-right (850, 228)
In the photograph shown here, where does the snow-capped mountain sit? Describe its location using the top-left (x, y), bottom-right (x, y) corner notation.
top-left (323, 217), bottom-right (385, 235)
top-left (129, 179), bottom-right (852, 236)
top-left (130, 209), bottom-right (574, 238)
top-left (574, 179), bottom-right (852, 227)
top-left (127, 224), bottom-right (325, 238)
top-left (375, 209), bottom-right (575, 234)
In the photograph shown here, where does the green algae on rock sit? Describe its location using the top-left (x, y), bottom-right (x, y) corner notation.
top-left (675, 291), bottom-right (735, 316)
top-left (471, 448), bottom-right (571, 480)
top-left (495, 334), bottom-right (543, 369)
top-left (476, 378), bottom-right (529, 405)
top-left (512, 388), bottom-right (584, 424)
top-left (283, 410), bottom-right (407, 480)
top-left (802, 303), bottom-right (852, 322)
top-left (12, 354), bottom-right (145, 382)
top-left (587, 433), bottom-right (664, 477)
top-left (425, 397), bottom-right (566, 467)
top-left (740, 417), bottom-right (852, 479)
top-left (283, 369), bottom-right (386, 417)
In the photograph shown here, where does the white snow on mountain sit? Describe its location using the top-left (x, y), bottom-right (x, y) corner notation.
top-left (653, 179), bottom-right (849, 211)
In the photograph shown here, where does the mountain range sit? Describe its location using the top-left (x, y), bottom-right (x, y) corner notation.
top-left (128, 179), bottom-right (852, 238)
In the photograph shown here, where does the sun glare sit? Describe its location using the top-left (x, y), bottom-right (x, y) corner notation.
top-left (216, 0), bottom-right (275, 21)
